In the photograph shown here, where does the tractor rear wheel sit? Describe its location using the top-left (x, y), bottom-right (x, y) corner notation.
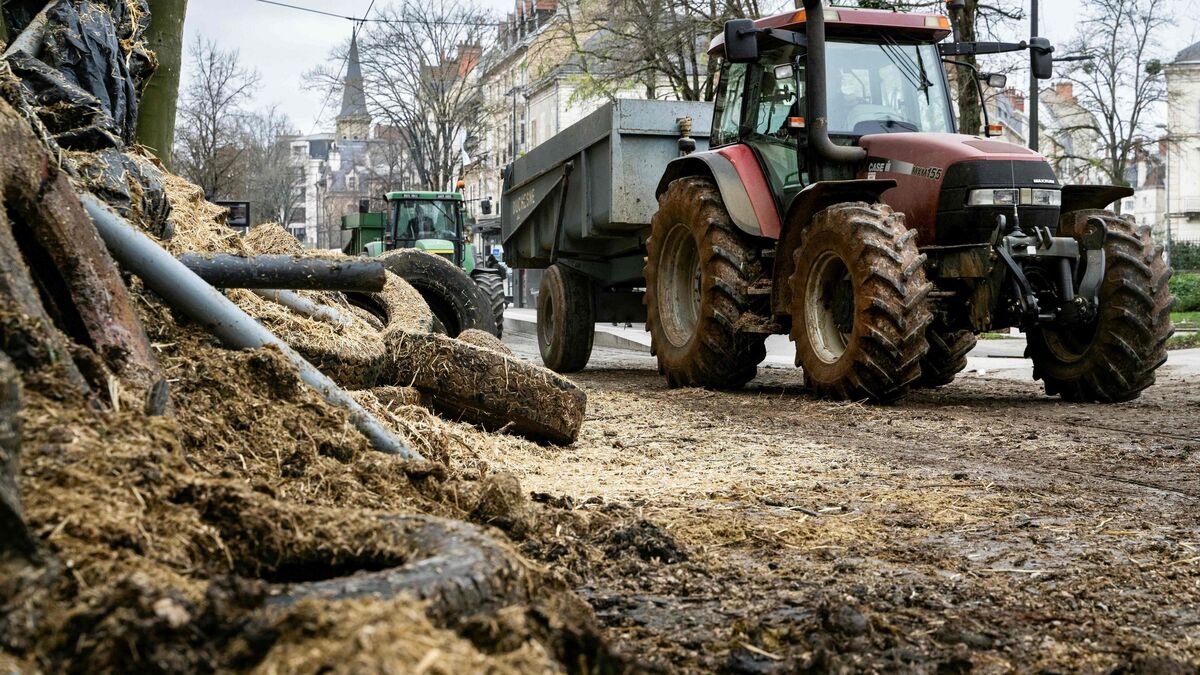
top-left (1026, 212), bottom-right (1173, 402)
top-left (379, 249), bottom-right (492, 337)
top-left (645, 176), bottom-right (766, 389)
top-left (473, 272), bottom-right (507, 338)
top-left (916, 328), bottom-right (976, 388)
top-left (537, 264), bottom-right (595, 373)
top-left (790, 202), bottom-right (931, 402)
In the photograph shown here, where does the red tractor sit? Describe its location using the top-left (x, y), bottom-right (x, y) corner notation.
top-left (644, 0), bottom-right (1172, 402)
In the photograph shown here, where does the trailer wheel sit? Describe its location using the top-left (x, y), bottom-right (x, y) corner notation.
top-left (645, 176), bottom-right (767, 388)
top-left (790, 202), bottom-right (932, 402)
top-left (473, 271), bottom-right (506, 338)
top-left (537, 264), bottom-right (595, 373)
top-left (379, 249), bottom-right (492, 337)
top-left (916, 328), bottom-right (976, 388)
top-left (1026, 212), bottom-right (1173, 402)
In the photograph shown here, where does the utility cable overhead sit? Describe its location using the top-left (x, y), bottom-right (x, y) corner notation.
top-left (253, 0), bottom-right (504, 26)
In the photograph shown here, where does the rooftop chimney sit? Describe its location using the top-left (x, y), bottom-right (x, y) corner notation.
top-left (1004, 87), bottom-right (1025, 113)
top-left (1054, 82), bottom-right (1075, 102)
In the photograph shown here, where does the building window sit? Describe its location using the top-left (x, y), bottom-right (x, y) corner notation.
top-left (347, 175), bottom-right (357, 191)
top-left (290, 207), bottom-right (307, 223)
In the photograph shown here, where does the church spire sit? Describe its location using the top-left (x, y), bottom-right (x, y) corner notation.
top-left (337, 33), bottom-right (370, 140)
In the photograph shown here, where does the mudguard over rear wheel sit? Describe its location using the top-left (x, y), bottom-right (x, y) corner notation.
top-left (1026, 212), bottom-right (1173, 402)
top-left (789, 202), bottom-right (931, 402)
top-left (645, 176), bottom-right (766, 389)
top-left (537, 264), bottom-right (595, 373)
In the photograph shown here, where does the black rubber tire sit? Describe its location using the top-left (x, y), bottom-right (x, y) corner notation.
top-left (387, 331), bottom-right (587, 444)
top-left (1026, 212), bottom-right (1173, 402)
top-left (378, 249), bottom-right (492, 337)
top-left (268, 514), bottom-right (530, 625)
top-left (457, 328), bottom-right (514, 357)
top-left (645, 176), bottom-right (767, 388)
top-left (916, 328), bottom-right (976, 388)
top-left (473, 272), bottom-right (506, 338)
top-left (537, 264), bottom-right (595, 373)
top-left (789, 202), bottom-right (932, 402)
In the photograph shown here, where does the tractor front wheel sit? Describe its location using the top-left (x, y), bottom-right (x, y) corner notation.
top-left (1026, 212), bottom-right (1173, 402)
top-left (645, 176), bottom-right (766, 389)
top-left (915, 327), bottom-right (976, 388)
top-left (790, 202), bottom-right (931, 402)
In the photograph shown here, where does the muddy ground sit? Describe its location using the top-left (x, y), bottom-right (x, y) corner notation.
top-left (492, 333), bottom-right (1200, 673)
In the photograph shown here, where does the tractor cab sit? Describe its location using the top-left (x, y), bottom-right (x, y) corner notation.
top-left (373, 191), bottom-right (471, 270)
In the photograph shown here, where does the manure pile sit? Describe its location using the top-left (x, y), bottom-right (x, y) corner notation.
top-left (0, 3), bottom-right (622, 673)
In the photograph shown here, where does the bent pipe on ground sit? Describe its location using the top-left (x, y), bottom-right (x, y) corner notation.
top-left (251, 289), bottom-right (355, 327)
top-left (80, 194), bottom-right (424, 461)
top-left (179, 253), bottom-right (386, 292)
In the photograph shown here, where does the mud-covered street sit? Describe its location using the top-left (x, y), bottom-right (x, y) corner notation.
top-left (491, 333), bottom-right (1200, 672)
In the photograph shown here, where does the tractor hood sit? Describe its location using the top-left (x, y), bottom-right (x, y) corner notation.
top-left (414, 239), bottom-right (455, 254)
top-left (857, 133), bottom-right (1056, 245)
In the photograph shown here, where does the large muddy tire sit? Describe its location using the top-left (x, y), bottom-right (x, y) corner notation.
top-left (645, 176), bottom-right (766, 388)
top-left (379, 249), bottom-right (492, 337)
top-left (537, 264), bottom-right (595, 373)
top-left (473, 272), bottom-right (506, 338)
top-left (1026, 212), bottom-right (1173, 402)
top-left (916, 328), bottom-right (976, 388)
top-left (387, 331), bottom-right (587, 444)
top-left (790, 202), bottom-right (931, 402)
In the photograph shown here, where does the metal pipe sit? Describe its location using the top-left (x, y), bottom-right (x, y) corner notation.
top-left (2, 2), bottom-right (53, 58)
top-left (81, 195), bottom-right (423, 461)
top-left (179, 253), bottom-right (386, 291)
top-left (251, 289), bottom-right (354, 326)
top-left (803, 0), bottom-right (867, 165)
top-left (1029, 0), bottom-right (1039, 152)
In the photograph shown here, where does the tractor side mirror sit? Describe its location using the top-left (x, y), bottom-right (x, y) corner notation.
top-left (1030, 37), bottom-right (1054, 80)
top-left (980, 72), bottom-right (1007, 88)
top-left (480, 197), bottom-right (493, 215)
top-left (724, 19), bottom-right (759, 64)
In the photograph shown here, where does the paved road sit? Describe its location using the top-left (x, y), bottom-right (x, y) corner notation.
top-left (505, 307), bottom-right (1200, 381)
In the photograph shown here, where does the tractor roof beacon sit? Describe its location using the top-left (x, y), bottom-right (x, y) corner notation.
top-left (640, 0), bottom-right (1172, 402)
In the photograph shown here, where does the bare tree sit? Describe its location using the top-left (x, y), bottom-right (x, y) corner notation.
top-left (857, 0), bottom-right (1023, 136)
top-left (1060, 0), bottom-right (1170, 194)
top-left (240, 106), bottom-right (303, 225)
top-left (174, 38), bottom-right (261, 200)
top-left (308, 0), bottom-right (495, 191)
top-left (555, 0), bottom-right (770, 103)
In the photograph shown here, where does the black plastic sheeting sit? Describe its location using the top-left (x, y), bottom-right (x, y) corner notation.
top-left (3, 0), bottom-right (170, 236)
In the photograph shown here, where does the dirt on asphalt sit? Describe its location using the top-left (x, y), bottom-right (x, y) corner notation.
top-left (489, 334), bottom-right (1200, 673)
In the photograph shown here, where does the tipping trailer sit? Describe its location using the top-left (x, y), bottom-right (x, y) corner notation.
top-left (501, 99), bottom-right (713, 371)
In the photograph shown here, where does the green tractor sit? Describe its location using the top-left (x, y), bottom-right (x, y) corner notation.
top-left (343, 190), bottom-right (507, 337)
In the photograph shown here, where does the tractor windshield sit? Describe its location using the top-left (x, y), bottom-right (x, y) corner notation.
top-left (825, 40), bottom-right (953, 136)
top-left (394, 199), bottom-right (459, 242)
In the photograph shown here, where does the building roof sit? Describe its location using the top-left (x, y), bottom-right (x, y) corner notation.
top-left (1177, 40), bottom-right (1200, 64)
top-left (339, 35), bottom-right (370, 119)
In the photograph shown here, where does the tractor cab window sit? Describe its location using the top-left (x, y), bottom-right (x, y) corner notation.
top-left (744, 45), bottom-right (805, 199)
top-left (825, 40), bottom-right (952, 136)
top-left (393, 200), bottom-right (459, 242)
top-left (712, 62), bottom-right (748, 147)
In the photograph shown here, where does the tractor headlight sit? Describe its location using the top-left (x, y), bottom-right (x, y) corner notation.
top-left (967, 188), bottom-right (1019, 206)
top-left (967, 188), bottom-right (1061, 207)
top-left (1029, 188), bottom-right (1062, 207)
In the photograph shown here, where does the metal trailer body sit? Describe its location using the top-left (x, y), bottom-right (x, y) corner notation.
top-left (502, 99), bottom-right (713, 320)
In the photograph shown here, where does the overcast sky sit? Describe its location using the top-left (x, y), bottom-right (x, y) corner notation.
top-left (180, 0), bottom-right (1200, 134)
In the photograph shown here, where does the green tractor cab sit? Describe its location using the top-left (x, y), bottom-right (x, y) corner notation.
top-left (343, 190), bottom-right (507, 336)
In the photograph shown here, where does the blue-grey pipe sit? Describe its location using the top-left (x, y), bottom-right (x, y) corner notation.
top-left (80, 194), bottom-right (423, 461)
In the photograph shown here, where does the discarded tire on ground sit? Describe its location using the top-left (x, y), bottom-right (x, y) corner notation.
top-left (379, 249), bottom-right (493, 337)
top-left (537, 264), bottom-right (595, 373)
top-left (1027, 211), bottom-right (1173, 402)
top-left (386, 331), bottom-right (586, 444)
top-left (345, 272), bottom-right (435, 336)
top-left (267, 514), bottom-right (530, 624)
top-left (473, 271), bottom-right (507, 338)
top-left (790, 202), bottom-right (932, 402)
top-left (457, 328), bottom-right (514, 357)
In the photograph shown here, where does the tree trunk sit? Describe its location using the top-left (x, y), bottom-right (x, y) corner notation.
top-left (136, 0), bottom-right (189, 167)
top-left (952, 0), bottom-right (982, 136)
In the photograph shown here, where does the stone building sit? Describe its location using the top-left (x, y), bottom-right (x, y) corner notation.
top-left (1166, 40), bottom-right (1200, 242)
